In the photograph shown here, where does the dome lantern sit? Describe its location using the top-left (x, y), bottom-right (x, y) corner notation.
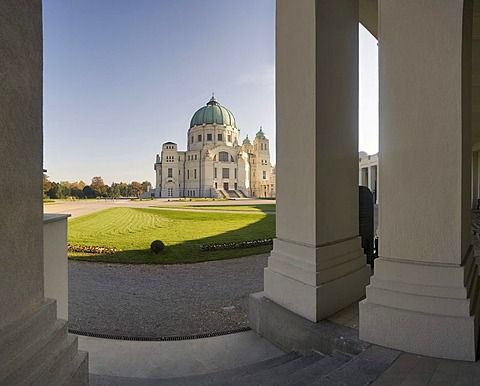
top-left (255, 127), bottom-right (266, 138)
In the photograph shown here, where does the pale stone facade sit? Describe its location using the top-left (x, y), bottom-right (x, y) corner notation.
top-left (152, 97), bottom-right (275, 199)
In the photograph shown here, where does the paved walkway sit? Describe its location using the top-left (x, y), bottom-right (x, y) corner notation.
top-left (80, 330), bottom-right (284, 379)
top-left (45, 198), bottom-right (275, 218)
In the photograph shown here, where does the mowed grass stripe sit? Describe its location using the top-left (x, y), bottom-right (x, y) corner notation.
top-left (68, 207), bottom-right (275, 264)
top-left (151, 204), bottom-right (276, 213)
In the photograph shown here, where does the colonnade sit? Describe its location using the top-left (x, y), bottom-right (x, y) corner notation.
top-left (259, 0), bottom-right (480, 361)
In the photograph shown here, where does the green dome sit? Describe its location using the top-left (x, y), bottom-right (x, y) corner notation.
top-left (256, 127), bottom-right (266, 138)
top-left (242, 135), bottom-right (251, 145)
top-left (190, 96), bottom-right (236, 128)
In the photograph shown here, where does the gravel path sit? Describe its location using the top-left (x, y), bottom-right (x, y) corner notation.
top-left (68, 254), bottom-right (267, 338)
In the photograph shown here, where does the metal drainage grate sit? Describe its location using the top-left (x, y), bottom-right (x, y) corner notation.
top-left (68, 326), bottom-right (252, 341)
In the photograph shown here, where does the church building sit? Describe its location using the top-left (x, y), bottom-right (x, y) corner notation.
top-left (152, 96), bottom-right (275, 198)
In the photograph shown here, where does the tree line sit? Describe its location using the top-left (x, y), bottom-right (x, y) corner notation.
top-left (43, 175), bottom-right (151, 199)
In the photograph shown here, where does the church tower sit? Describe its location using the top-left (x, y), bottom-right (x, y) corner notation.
top-left (252, 127), bottom-right (274, 197)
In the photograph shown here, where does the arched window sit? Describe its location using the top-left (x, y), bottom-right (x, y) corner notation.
top-left (219, 152), bottom-right (229, 162)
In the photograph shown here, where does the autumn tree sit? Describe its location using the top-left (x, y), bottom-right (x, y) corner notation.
top-left (43, 174), bottom-right (52, 197)
top-left (141, 181), bottom-right (150, 193)
top-left (130, 181), bottom-right (142, 197)
top-left (90, 176), bottom-right (107, 197)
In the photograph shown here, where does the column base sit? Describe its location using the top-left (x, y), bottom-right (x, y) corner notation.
top-left (360, 252), bottom-right (480, 361)
top-left (264, 237), bottom-right (371, 322)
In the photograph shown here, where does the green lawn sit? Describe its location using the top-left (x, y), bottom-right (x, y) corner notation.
top-left (68, 207), bottom-right (275, 264)
top-left (151, 204), bottom-right (276, 213)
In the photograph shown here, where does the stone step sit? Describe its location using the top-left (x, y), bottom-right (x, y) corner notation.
top-left (309, 345), bottom-right (401, 386)
top-left (89, 351), bottom-right (301, 386)
top-left (88, 346), bottom-right (397, 386)
top-left (0, 299), bottom-right (57, 363)
top-left (36, 346), bottom-right (89, 386)
top-left (280, 351), bottom-right (353, 386)
top-left (23, 334), bottom-right (80, 385)
top-left (1, 319), bottom-right (68, 384)
top-left (225, 351), bottom-right (326, 386)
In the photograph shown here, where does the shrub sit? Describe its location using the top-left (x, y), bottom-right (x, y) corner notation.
top-left (151, 240), bottom-right (165, 254)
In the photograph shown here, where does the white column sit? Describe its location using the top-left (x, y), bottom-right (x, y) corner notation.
top-left (472, 151), bottom-right (479, 209)
top-left (0, 2), bottom-right (87, 382)
top-left (265, 0), bottom-right (370, 322)
top-left (370, 165), bottom-right (378, 199)
top-left (375, 164), bottom-right (379, 204)
top-left (360, 0), bottom-right (478, 361)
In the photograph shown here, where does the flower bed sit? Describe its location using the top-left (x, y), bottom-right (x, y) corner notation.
top-left (200, 238), bottom-right (273, 252)
top-left (68, 244), bottom-right (119, 254)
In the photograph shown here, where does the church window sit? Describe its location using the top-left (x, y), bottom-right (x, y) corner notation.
top-left (214, 168), bottom-right (217, 178)
top-left (230, 155), bottom-right (234, 162)
top-left (191, 136), bottom-right (194, 143)
top-left (263, 171), bottom-right (267, 179)
top-left (198, 134), bottom-right (202, 142)
top-left (178, 170), bottom-right (181, 175)
top-left (207, 133), bottom-right (212, 141)
top-left (194, 169), bottom-right (197, 179)
top-left (222, 168), bottom-right (229, 178)
top-left (218, 133), bottom-right (223, 141)
top-left (187, 170), bottom-right (190, 179)
top-left (178, 156), bottom-right (181, 161)
top-left (228, 134), bottom-right (232, 142)
top-left (168, 188), bottom-right (173, 197)
top-left (261, 143), bottom-right (263, 150)
top-left (219, 152), bottom-right (229, 162)
top-left (234, 168), bottom-right (237, 179)
top-left (168, 168), bottom-right (173, 178)
top-left (195, 155), bottom-right (197, 160)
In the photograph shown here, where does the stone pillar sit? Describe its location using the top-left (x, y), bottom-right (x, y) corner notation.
top-left (263, 0), bottom-right (371, 322)
top-left (375, 164), bottom-right (379, 204)
top-left (367, 166), bottom-right (373, 191)
top-left (360, 0), bottom-right (478, 361)
top-left (473, 151), bottom-right (479, 209)
top-left (0, 1), bottom-right (88, 382)
top-left (369, 165), bottom-right (378, 203)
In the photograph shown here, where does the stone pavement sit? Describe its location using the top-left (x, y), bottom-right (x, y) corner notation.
top-left (80, 330), bottom-right (284, 379)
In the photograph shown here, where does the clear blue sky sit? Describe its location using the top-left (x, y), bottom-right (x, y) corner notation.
top-left (43, 0), bottom-right (378, 184)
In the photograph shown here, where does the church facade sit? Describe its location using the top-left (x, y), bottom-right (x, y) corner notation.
top-left (152, 96), bottom-right (275, 198)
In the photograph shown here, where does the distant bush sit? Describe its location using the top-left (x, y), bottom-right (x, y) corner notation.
top-left (151, 240), bottom-right (165, 254)
top-left (200, 238), bottom-right (273, 252)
